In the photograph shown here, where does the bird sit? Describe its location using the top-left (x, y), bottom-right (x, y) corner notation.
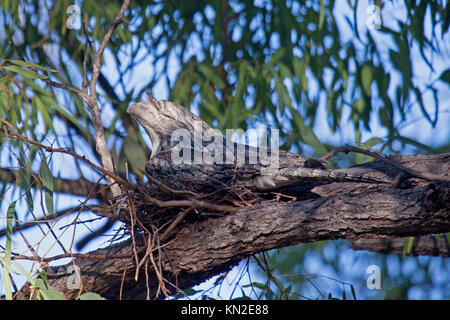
top-left (127, 93), bottom-right (386, 193)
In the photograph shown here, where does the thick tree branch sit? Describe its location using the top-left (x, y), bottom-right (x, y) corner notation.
top-left (350, 236), bottom-right (450, 257)
top-left (13, 153), bottom-right (450, 300)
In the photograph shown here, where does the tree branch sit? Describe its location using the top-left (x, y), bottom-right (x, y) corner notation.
top-left (12, 153), bottom-right (450, 300)
top-left (350, 236), bottom-right (450, 258)
top-left (83, 0), bottom-right (131, 198)
top-left (9, 1), bottom-right (131, 198)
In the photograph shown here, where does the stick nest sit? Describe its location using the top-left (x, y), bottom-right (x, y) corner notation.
top-left (107, 173), bottom-right (294, 242)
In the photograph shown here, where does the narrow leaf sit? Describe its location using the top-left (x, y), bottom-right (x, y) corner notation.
top-left (438, 69), bottom-right (450, 84)
top-left (361, 64), bottom-right (373, 96)
top-left (79, 292), bottom-right (106, 300)
top-left (3, 201), bottom-right (16, 300)
top-left (40, 153), bottom-right (54, 216)
top-left (5, 59), bottom-right (57, 72)
top-left (34, 279), bottom-right (67, 300)
top-left (4, 65), bottom-right (48, 79)
top-left (198, 64), bottom-right (226, 90)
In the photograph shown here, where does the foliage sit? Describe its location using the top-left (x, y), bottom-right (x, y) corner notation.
top-left (0, 0), bottom-right (449, 299)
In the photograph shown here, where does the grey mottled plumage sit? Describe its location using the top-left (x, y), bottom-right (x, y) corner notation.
top-left (127, 94), bottom-right (386, 191)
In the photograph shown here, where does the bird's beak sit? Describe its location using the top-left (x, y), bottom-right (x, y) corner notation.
top-left (126, 103), bottom-right (138, 117)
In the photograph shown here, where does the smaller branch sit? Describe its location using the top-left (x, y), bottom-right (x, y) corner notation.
top-left (321, 146), bottom-right (450, 183)
top-left (0, 207), bottom-right (88, 238)
top-left (350, 236), bottom-right (450, 258)
top-left (141, 169), bottom-right (197, 199)
top-left (84, 0), bottom-right (131, 198)
top-left (159, 208), bottom-right (192, 242)
top-left (89, 0), bottom-right (131, 97)
top-left (11, 251), bottom-right (136, 263)
top-left (137, 191), bottom-right (235, 213)
top-left (44, 78), bottom-right (88, 101)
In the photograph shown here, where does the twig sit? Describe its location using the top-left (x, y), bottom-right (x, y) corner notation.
top-left (159, 208), bottom-right (192, 242)
top-left (127, 198), bottom-right (140, 273)
top-left (11, 251), bottom-right (136, 263)
top-left (1, 123), bottom-right (128, 187)
top-left (141, 169), bottom-right (198, 198)
top-left (321, 146), bottom-right (450, 184)
top-left (0, 206), bottom-right (86, 237)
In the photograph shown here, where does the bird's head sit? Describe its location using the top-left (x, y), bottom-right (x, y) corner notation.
top-left (127, 93), bottom-right (218, 158)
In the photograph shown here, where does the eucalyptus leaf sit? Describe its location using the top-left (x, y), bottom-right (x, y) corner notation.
top-left (79, 292), bottom-right (106, 300)
top-left (4, 65), bottom-right (48, 79)
top-left (39, 153), bottom-right (54, 216)
top-left (5, 59), bottom-right (57, 72)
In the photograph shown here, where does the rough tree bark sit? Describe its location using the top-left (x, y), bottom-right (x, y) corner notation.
top-left (14, 153), bottom-right (450, 300)
top-left (350, 236), bottom-right (450, 257)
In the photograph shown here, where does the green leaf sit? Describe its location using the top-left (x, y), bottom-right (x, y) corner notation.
top-left (46, 96), bottom-right (86, 134)
top-left (2, 201), bottom-right (16, 300)
top-left (18, 158), bottom-right (35, 212)
top-left (174, 288), bottom-right (200, 299)
top-left (34, 95), bottom-right (55, 132)
top-left (6, 201), bottom-right (16, 255)
top-left (40, 153), bottom-right (54, 216)
top-left (403, 236), bottom-right (415, 256)
top-left (438, 69), bottom-right (450, 84)
top-left (278, 62), bottom-right (292, 80)
top-left (119, 132), bottom-right (147, 178)
top-left (361, 64), bottom-right (373, 96)
top-left (0, 91), bottom-right (9, 116)
top-left (413, 86), bottom-right (432, 124)
top-left (4, 59), bottom-right (57, 72)
top-left (363, 137), bottom-right (383, 147)
top-left (4, 65), bottom-right (48, 79)
top-left (79, 292), bottom-right (106, 300)
top-left (198, 64), bottom-right (226, 90)
top-left (269, 48), bottom-right (286, 65)
top-left (235, 61), bottom-right (247, 100)
top-left (243, 281), bottom-right (268, 290)
top-left (392, 135), bottom-right (436, 154)
top-left (287, 104), bottom-right (328, 156)
top-left (293, 58), bottom-right (308, 93)
top-left (389, 49), bottom-right (412, 86)
top-left (27, 80), bottom-right (87, 135)
top-left (318, 0), bottom-right (325, 31)
top-left (11, 260), bottom-right (36, 286)
top-left (34, 279), bottom-right (67, 300)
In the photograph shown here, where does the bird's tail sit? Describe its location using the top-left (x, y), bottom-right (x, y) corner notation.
top-left (277, 167), bottom-right (390, 184)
